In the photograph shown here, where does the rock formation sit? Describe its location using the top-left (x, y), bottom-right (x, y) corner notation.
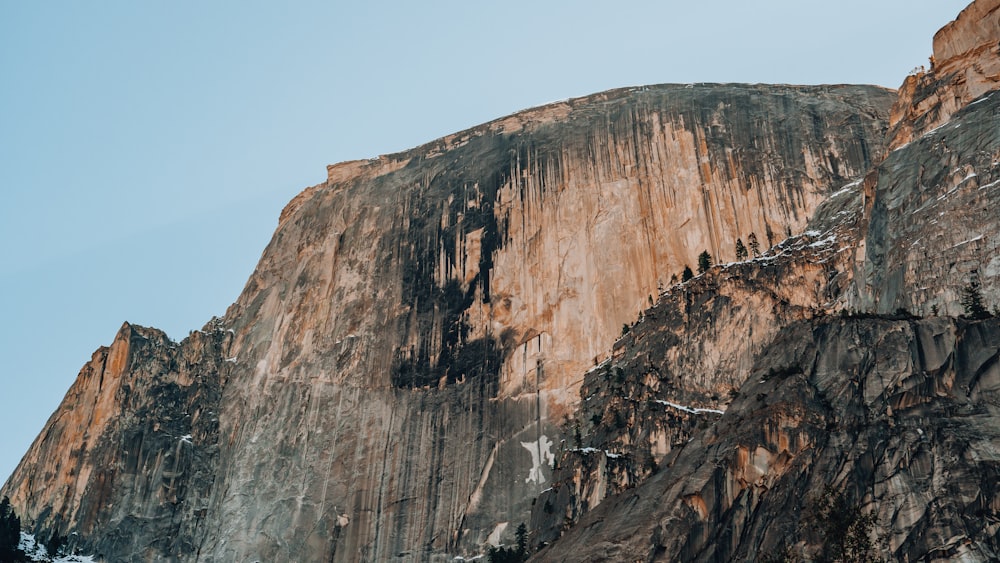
top-left (529, 0), bottom-right (1000, 559)
top-left (888, 0), bottom-right (1000, 150)
top-left (3, 1), bottom-right (1000, 562)
top-left (534, 316), bottom-right (1000, 561)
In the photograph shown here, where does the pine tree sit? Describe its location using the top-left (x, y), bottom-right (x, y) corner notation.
top-left (486, 522), bottom-right (529, 562)
top-left (735, 238), bottom-right (748, 261)
top-left (515, 523), bottom-right (528, 559)
top-left (811, 486), bottom-right (880, 563)
top-left (0, 496), bottom-right (24, 562)
top-left (961, 276), bottom-right (990, 320)
top-left (682, 266), bottom-right (694, 282)
top-left (748, 232), bottom-right (760, 258)
top-left (697, 250), bottom-right (712, 274)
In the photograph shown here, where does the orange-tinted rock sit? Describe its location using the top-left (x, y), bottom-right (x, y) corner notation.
top-left (2, 84), bottom-right (892, 561)
top-left (887, 0), bottom-right (1000, 150)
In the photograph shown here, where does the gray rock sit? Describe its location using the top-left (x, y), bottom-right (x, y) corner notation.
top-left (534, 317), bottom-right (1000, 562)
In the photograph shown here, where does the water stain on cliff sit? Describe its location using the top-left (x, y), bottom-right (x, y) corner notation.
top-left (391, 135), bottom-right (557, 388)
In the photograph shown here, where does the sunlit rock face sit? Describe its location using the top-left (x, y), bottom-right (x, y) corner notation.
top-left (1, 83), bottom-right (892, 562)
top-left (6, 0), bottom-right (1000, 558)
top-left (205, 84), bottom-right (890, 561)
top-left (227, 83), bottom-right (892, 410)
top-left (887, 0), bottom-right (1000, 151)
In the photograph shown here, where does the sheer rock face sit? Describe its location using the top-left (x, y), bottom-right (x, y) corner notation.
top-left (226, 83), bottom-right (892, 409)
top-left (7, 3), bottom-right (1000, 561)
top-left (1, 84), bottom-right (892, 562)
top-left (857, 92), bottom-right (1000, 316)
top-left (534, 317), bottom-right (1000, 562)
top-left (205, 84), bottom-right (891, 561)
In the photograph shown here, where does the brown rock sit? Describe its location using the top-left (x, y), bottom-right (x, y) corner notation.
top-left (2, 84), bottom-right (891, 561)
top-left (887, 0), bottom-right (1000, 150)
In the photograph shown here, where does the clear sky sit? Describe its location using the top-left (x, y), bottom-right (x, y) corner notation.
top-left (0, 1), bottom-right (971, 483)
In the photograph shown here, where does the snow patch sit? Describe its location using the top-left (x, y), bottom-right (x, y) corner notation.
top-left (19, 533), bottom-right (96, 563)
top-left (827, 180), bottom-right (862, 198)
top-left (570, 447), bottom-right (623, 459)
top-left (979, 178), bottom-right (1000, 191)
top-left (809, 235), bottom-right (838, 248)
top-left (585, 357), bottom-right (611, 374)
top-left (950, 235), bottom-right (983, 249)
top-left (521, 435), bottom-right (555, 484)
top-left (655, 400), bottom-right (724, 415)
top-left (969, 92), bottom-right (994, 105)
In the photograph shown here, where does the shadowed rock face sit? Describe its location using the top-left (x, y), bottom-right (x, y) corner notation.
top-left (852, 0), bottom-right (1000, 319)
top-left (1, 83), bottom-right (892, 562)
top-left (533, 317), bottom-right (1000, 562)
top-left (857, 92), bottom-right (1000, 316)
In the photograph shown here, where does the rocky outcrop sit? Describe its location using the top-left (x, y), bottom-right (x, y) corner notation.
top-left (2, 323), bottom-right (230, 560)
top-left (530, 185), bottom-right (869, 544)
top-left (887, 0), bottom-right (1000, 150)
top-left (534, 317), bottom-right (1000, 562)
top-left (857, 91), bottom-right (1000, 316)
top-left (856, 0), bottom-right (1000, 316)
top-left (2, 83), bottom-right (893, 562)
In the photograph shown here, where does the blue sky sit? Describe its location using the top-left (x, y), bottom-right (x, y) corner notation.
top-left (0, 1), bottom-right (970, 483)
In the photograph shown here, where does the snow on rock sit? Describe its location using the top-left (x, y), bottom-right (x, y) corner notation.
top-left (809, 235), bottom-right (838, 248)
top-left (827, 179), bottom-right (863, 198)
top-left (655, 399), bottom-right (724, 415)
top-left (570, 447), bottom-right (624, 459)
top-left (950, 235), bottom-right (984, 249)
top-left (520, 435), bottom-right (555, 484)
top-left (18, 532), bottom-right (96, 563)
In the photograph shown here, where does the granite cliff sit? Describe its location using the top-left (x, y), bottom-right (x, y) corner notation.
top-left (3, 1), bottom-right (999, 561)
top-left (529, 0), bottom-right (1000, 559)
